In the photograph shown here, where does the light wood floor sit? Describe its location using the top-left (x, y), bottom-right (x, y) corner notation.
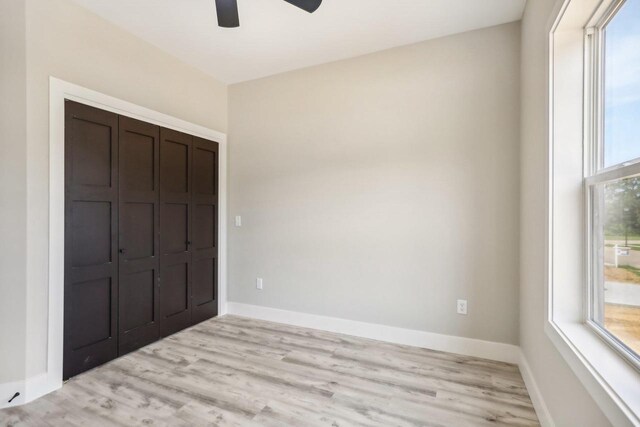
top-left (1, 315), bottom-right (539, 426)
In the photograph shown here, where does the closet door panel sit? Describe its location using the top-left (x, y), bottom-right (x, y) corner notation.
top-left (161, 262), bottom-right (189, 318)
top-left (64, 101), bottom-right (119, 380)
top-left (191, 137), bottom-right (219, 324)
top-left (163, 203), bottom-right (188, 253)
top-left (71, 200), bottom-right (112, 266)
top-left (159, 128), bottom-right (193, 336)
top-left (120, 202), bottom-right (155, 259)
top-left (118, 116), bottom-right (160, 355)
top-left (120, 131), bottom-right (155, 192)
top-left (193, 204), bottom-right (216, 249)
top-left (69, 278), bottom-right (113, 350)
top-left (120, 270), bottom-right (156, 332)
top-left (193, 258), bottom-right (216, 306)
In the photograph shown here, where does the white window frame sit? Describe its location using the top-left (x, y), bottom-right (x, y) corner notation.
top-left (547, 0), bottom-right (640, 424)
top-left (584, 0), bottom-right (640, 371)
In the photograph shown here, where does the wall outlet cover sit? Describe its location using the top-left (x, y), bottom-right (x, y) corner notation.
top-left (457, 299), bottom-right (468, 315)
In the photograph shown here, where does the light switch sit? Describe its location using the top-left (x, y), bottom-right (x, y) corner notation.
top-left (235, 215), bottom-right (242, 227)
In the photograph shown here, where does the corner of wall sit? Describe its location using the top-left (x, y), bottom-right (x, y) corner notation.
top-left (518, 350), bottom-right (555, 427)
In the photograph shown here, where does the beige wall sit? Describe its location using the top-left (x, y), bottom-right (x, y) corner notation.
top-left (1, 0), bottom-right (616, 421)
top-left (0, 0), bottom-right (28, 384)
top-left (519, 0), bottom-right (611, 425)
top-left (1, 0), bottom-right (228, 381)
top-left (228, 22), bottom-right (521, 345)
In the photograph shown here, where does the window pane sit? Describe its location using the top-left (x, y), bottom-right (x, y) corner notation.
top-left (596, 176), bottom-right (640, 355)
top-left (603, 0), bottom-right (640, 168)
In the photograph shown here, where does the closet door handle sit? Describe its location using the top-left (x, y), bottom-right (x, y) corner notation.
top-left (119, 248), bottom-right (126, 254)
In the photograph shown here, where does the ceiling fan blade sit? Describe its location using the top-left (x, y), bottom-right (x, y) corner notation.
top-left (215, 0), bottom-right (240, 27)
top-left (283, 0), bottom-right (322, 13)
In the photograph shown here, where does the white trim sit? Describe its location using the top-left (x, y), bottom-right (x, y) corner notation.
top-left (0, 374), bottom-right (60, 410)
top-left (545, 321), bottom-right (639, 426)
top-left (0, 77), bottom-right (228, 409)
top-left (226, 302), bottom-right (520, 364)
top-left (518, 352), bottom-right (555, 427)
top-left (545, 0), bottom-right (640, 425)
top-left (0, 379), bottom-right (26, 408)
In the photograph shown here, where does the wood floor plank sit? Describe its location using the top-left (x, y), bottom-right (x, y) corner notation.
top-left (0, 315), bottom-right (539, 426)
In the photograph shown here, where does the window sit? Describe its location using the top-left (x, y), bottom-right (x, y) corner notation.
top-left (587, 0), bottom-right (640, 367)
top-left (602, 0), bottom-right (640, 168)
top-left (549, 0), bottom-right (640, 421)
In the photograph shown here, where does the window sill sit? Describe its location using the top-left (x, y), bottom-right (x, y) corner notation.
top-left (545, 319), bottom-right (640, 426)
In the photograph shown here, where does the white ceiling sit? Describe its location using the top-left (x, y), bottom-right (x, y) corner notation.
top-left (72, 0), bottom-right (526, 84)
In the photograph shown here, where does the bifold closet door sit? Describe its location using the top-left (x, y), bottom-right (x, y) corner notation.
top-left (191, 137), bottom-right (219, 323)
top-left (159, 128), bottom-right (193, 336)
top-left (64, 101), bottom-right (119, 380)
top-left (64, 101), bottom-right (219, 378)
top-left (118, 116), bottom-right (160, 354)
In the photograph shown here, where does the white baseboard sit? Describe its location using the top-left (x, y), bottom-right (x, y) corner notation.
top-left (226, 302), bottom-right (521, 364)
top-left (0, 373), bottom-right (61, 410)
top-left (519, 351), bottom-right (555, 427)
top-left (227, 302), bottom-right (555, 424)
top-left (25, 373), bottom-right (61, 405)
top-left (0, 379), bottom-right (27, 409)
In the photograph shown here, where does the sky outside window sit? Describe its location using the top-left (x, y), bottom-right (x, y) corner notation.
top-left (604, 0), bottom-right (640, 168)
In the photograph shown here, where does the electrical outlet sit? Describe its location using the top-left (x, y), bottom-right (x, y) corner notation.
top-left (235, 216), bottom-right (242, 227)
top-left (457, 299), bottom-right (468, 315)
top-left (256, 278), bottom-right (263, 290)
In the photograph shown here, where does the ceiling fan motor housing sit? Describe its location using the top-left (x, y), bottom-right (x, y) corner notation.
top-left (215, 0), bottom-right (322, 28)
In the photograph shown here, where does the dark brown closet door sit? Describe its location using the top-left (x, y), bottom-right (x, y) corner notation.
top-left (191, 137), bottom-right (219, 323)
top-left (118, 116), bottom-right (160, 354)
top-left (64, 101), bottom-right (119, 380)
top-left (159, 128), bottom-right (193, 336)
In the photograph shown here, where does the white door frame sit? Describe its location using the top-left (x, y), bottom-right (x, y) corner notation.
top-left (44, 76), bottom-right (228, 400)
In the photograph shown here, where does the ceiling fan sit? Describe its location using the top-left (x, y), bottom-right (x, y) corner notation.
top-left (215, 0), bottom-right (322, 28)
